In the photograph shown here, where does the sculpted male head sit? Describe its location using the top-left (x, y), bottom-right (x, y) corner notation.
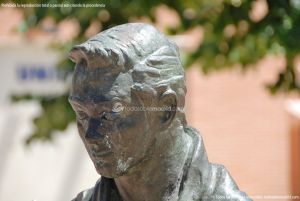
top-left (68, 23), bottom-right (187, 178)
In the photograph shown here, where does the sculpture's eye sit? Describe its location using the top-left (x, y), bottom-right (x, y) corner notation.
top-left (76, 110), bottom-right (89, 120)
top-left (101, 111), bottom-right (119, 121)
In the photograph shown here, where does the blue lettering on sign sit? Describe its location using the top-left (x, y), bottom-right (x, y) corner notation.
top-left (17, 64), bottom-right (68, 81)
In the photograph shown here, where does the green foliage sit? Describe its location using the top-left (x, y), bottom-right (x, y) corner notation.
top-left (11, 0), bottom-right (300, 144)
top-left (12, 94), bottom-right (76, 144)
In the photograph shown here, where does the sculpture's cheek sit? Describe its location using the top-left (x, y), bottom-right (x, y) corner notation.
top-left (116, 116), bottom-right (135, 130)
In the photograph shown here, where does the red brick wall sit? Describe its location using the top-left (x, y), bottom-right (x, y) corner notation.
top-left (185, 56), bottom-right (291, 200)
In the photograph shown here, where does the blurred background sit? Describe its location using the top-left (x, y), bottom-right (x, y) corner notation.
top-left (0, 0), bottom-right (300, 200)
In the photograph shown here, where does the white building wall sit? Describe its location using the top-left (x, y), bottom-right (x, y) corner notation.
top-left (0, 44), bottom-right (99, 201)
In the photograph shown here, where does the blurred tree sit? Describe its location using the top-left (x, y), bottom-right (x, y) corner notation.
top-left (10, 0), bottom-right (300, 144)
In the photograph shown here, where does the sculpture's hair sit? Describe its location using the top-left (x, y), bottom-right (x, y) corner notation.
top-left (69, 23), bottom-right (186, 124)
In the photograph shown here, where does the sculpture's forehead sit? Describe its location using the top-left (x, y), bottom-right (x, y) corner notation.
top-left (71, 67), bottom-right (132, 103)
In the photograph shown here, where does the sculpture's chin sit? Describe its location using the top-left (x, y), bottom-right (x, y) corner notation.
top-left (95, 167), bottom-right (126, 178)
top-left (94, 161), bottom-right (128, 178)
top-left (91, 152), bottom-right (147, 178)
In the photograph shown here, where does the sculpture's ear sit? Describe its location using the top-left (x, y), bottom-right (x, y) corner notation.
top-left (158, 89), bottom-right (177, 128)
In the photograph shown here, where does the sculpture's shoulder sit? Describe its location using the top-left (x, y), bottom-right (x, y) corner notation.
top-left (71, 187), bottom-right (94, 201)
top-left (182, 125), bottom-right (252, 201)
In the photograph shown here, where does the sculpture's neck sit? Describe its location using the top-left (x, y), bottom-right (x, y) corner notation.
top-left (114, 124), bottom-right (193, 201)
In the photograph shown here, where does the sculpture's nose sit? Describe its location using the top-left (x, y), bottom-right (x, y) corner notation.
top-left (85, 118), bottom-right (104, 141)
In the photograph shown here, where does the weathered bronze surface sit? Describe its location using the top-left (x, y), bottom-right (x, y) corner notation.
top-left (69, 23), bottom-right (252, 201)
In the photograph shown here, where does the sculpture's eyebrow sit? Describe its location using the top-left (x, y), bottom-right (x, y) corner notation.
top-left (68, 95), bottom-right (84, 104)
top-left (68, 96), bottom-right (87, 109)
top-left (68, 95), bottom-right (111, 103)
top-left (68, 95), bottom-right (121, 108)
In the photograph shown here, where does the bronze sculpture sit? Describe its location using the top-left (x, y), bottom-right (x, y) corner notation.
top-left (69, 23), bottom-right (251, 201)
